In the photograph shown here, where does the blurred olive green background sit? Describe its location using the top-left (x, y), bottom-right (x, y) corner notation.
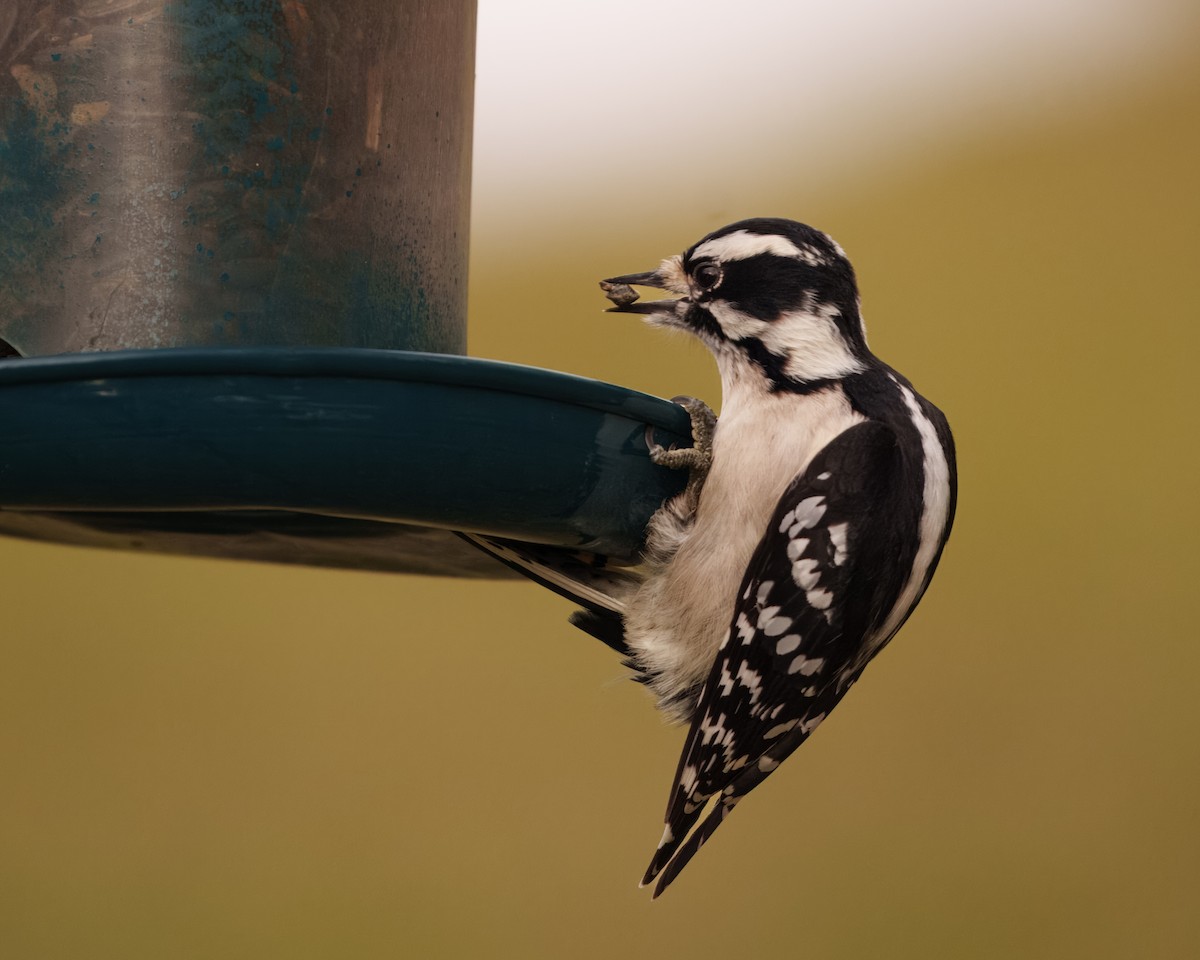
top-left (4, 10), bottom-right (1200, 960)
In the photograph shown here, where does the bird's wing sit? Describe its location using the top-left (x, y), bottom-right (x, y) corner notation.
top-left (643, 419), bottom-right (903, 896)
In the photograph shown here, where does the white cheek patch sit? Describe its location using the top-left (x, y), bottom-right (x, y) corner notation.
top-left (762, 302), bottom-right (864, 381)
top-left (693, 230), bottom-right (829, 267)
top-left (708, 301), bottom-right (865, 382)
top-left (709, 304), bottom-right (770, 343)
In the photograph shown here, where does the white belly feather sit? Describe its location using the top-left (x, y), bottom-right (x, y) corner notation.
top-left (624, 384), bottom-right (866, 722)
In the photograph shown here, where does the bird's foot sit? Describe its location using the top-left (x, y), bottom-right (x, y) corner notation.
top-left (646, 396), bottom-right (717, 516)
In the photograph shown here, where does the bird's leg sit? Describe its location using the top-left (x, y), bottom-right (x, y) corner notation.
top-left (645, 396), bottom-right (717, 516)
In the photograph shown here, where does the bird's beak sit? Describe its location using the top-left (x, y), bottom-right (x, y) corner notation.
top-left (599, 270), bottom-right (684, 315)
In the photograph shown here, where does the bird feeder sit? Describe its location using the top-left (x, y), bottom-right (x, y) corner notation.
top-left (0, 0), bottom-right (690, 575)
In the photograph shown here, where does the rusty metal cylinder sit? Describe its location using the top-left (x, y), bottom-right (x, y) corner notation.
top-left (0, 0), bottom-right (475, 356)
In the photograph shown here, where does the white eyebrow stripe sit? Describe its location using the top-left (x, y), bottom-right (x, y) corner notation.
top-left (692, 230), bottom-right (826, 265)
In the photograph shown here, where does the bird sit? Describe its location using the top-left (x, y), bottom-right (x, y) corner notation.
top-left (467, 217), bottom-right (956, 898)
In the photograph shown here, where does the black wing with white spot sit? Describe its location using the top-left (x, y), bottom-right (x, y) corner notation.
top-left (643, 420), bottom-right (912, 896)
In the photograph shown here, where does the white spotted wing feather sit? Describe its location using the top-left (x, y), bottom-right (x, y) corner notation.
top-left (643, 420), bottom-right (905, 895)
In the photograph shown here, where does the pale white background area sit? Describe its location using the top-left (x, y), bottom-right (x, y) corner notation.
top-left (473, 0), bottom-right (1195, 239)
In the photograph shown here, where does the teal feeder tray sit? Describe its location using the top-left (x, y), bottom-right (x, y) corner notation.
top-left (0, 348), bottom-right (692, 574)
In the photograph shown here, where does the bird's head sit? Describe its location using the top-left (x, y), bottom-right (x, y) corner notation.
top-left (602, 218), bottom-right (870, 390)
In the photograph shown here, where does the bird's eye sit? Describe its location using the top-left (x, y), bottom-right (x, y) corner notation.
top-left (693, 262), bottom-right (722, 291)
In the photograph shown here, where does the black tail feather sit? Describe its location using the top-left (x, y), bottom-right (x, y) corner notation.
top-left (649, 797), bottom-right (738, 899)
top-left (640, 796), bottom-right (709, 891)
top-left (568, 609), bottom-right (628, 655)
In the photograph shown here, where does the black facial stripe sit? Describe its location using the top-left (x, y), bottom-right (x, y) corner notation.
top-left (741, 337), bottom-right (788, 383)
top-left (706, 253), bottom-right (857, 322)
top-left (682, 304), bottom-right (827, 394)
top-left (740, 338), bottom-right (838, 394)
top-left (682, 302), bottom-right (725, 343)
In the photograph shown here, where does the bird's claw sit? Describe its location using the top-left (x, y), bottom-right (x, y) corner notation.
top-left (646, 396), bottom-right (717, 515)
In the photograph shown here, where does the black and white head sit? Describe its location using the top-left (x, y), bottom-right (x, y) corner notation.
top-left (603, 218), bottom-right (871, 390)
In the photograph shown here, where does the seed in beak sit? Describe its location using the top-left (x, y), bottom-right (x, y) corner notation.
top-left (599, 280), bottom-right (640, 308)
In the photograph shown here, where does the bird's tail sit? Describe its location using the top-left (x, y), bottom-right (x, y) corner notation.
top-left (458, 533), bottom-right (644, 654)
top-left (642, 794), bottom-right (739, 899)
top-left (457, 534), bottom-right (641, 611)
top-left (641, 707), bottom-right (840, 898)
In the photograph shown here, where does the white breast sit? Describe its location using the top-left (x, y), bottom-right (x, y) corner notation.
top-left (624, 379), bottom-right (866, 720)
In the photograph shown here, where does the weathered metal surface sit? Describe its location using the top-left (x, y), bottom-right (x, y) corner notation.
top-left (0, 1), bottom-right (475, 357)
